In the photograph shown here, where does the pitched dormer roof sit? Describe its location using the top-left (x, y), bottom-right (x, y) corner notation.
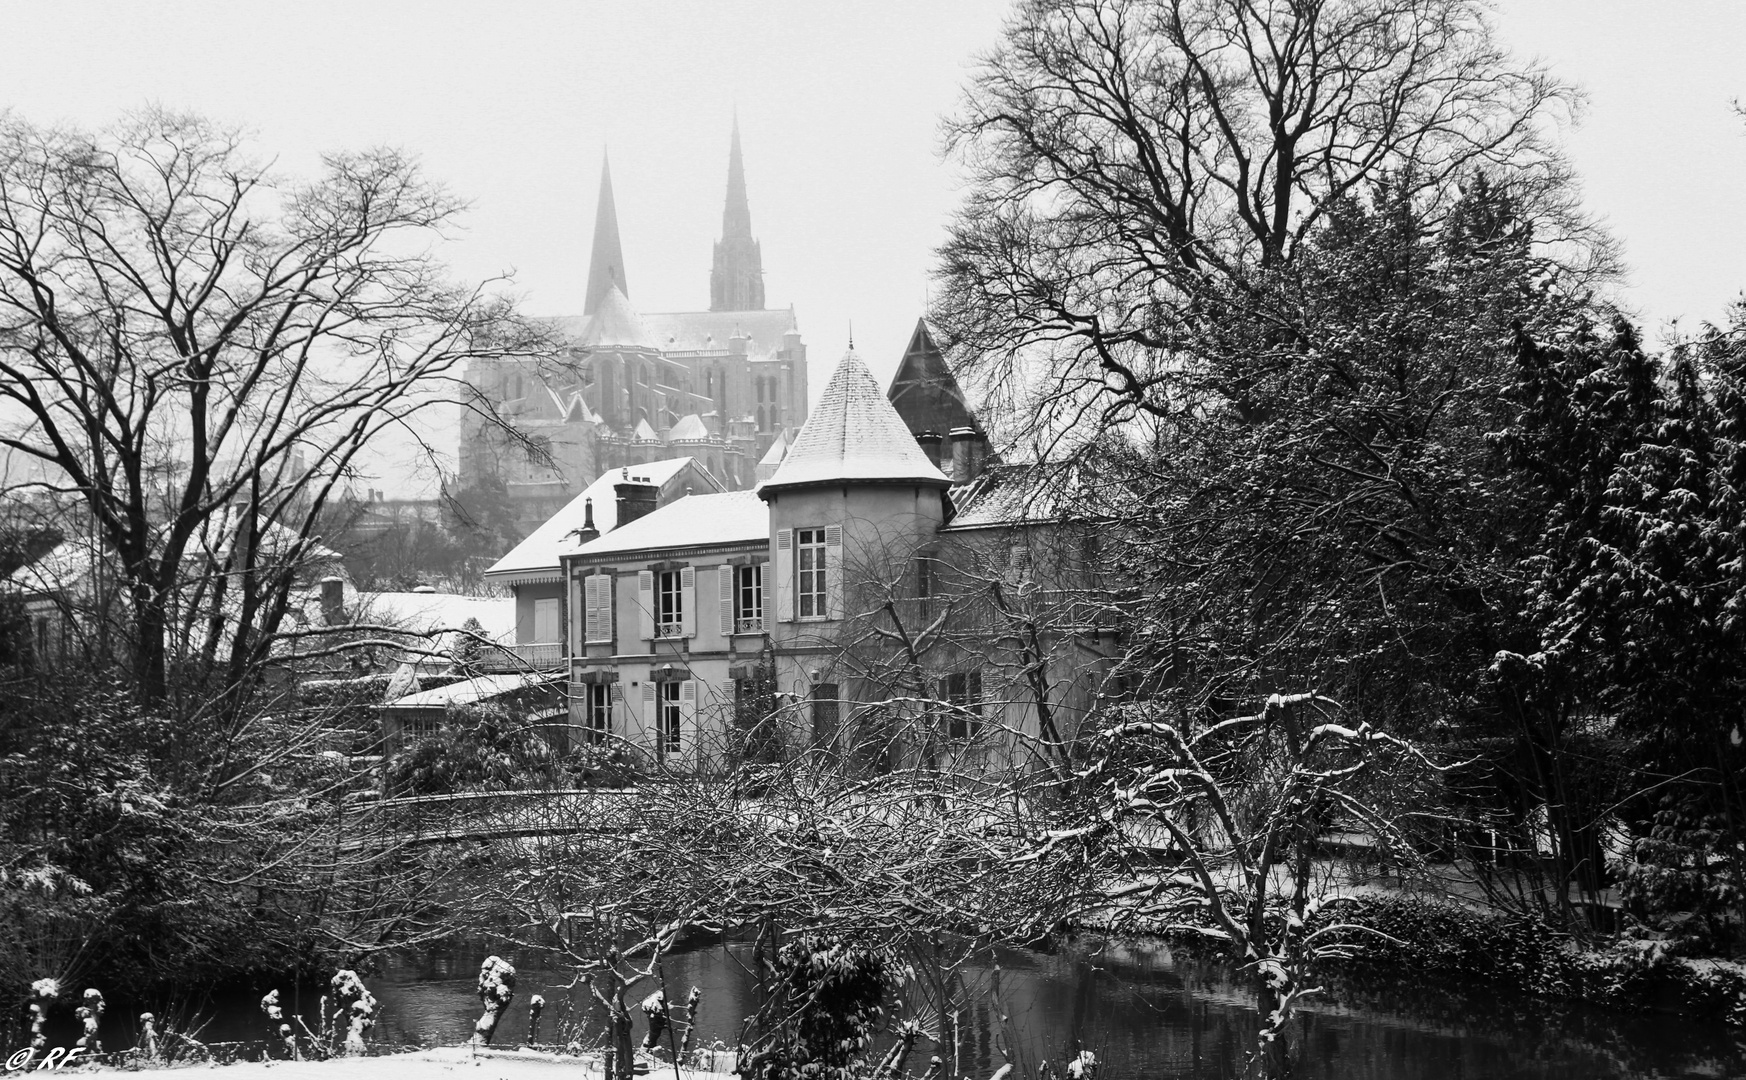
top-left (758, 349), bottom-right (950, 497)
top-left (887, 318), bottom-right (979, 438)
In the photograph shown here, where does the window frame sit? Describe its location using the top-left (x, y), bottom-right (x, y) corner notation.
top-left (657, 680), bottom-right (683, 756)
top-left (796, 527), bottom-right (827, 620)
top-left (736, 563), bottom-right (764, 633)
top-left (585, 683), bottom-right (611, 746)
top-left (655, 569), bottom-right (684, 638)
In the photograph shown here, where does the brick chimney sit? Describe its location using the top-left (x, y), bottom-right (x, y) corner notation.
top-left (615, 477), bottom-right (659, 527)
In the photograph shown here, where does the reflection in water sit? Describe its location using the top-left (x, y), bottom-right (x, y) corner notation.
top-left (81, 938), bottom-right (1746, 1079)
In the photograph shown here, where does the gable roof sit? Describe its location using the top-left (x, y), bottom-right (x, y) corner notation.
top-left (484, 457), bottom-right (718, 579)
top-left (887, 318), bottom-right (979, 437)
top-left (571, 490), bottom-right (768, 559)
top-left (759, 349), bottom-right (950, 496)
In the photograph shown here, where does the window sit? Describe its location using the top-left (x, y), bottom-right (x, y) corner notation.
top-left (656, 570), bottom-right (684, 638)
top-left (797, 528), bottom-right (827, 619)
top-left (585, 683), bottom-right (611, 746)
top-left (658, 681), bottom-right (683, 756)
top-left (945, 671), bottom-right (983, 739)
top-left (533, 597), bottom-right (561, 642)
top-left (524, 434), bottom-right (550, 464)
top-left (736, 564), bottom-right (764, 632)
top-left (916, 555), bottom-right (935, 623)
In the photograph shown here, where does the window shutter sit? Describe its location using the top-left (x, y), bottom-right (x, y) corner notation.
top-left (593, 573), bottom-right (615, 643)
top-left (758, 562), bottom-right (770, 623)
top-left (720, 565), bottom-right (735, 637)
top-left (1010, 541), bottom-right (1032, 581)
top-left (583, 575), bottom-right (599, 643)
top-left (824, 525), bottom-right (843, 619)
top-left (681, 566), bottom-right (697, 638)
top-left (642, 681), bottom-right (655, 729)
top-left (680, 680), bottom-right (698, 765)
top-left (775, 529), bottom-right (794, 623)
top-left (637, 570), bottom-right (655, 642)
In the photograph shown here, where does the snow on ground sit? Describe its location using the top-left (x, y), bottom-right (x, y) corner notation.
top-left (86, 1046), bottom-right (736, 1080)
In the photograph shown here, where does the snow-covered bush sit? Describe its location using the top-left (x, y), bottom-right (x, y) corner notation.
top-left (329, 970), bottom-right (377, 1055)
top-left (473, 955), bottom-right (517, 1045)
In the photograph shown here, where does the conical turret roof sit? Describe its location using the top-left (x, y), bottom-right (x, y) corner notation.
top-left (584, 153), bottom-right (628, 316)
top-left (887, 318), bottom-right (979, 437)
top-left (759, 349), bottom-right (950, 496)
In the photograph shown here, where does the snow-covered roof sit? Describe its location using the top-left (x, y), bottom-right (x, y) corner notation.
top-left (944, 460), bottom-right (1138, 530)
top-left (576, 284), bottom-right (656, 351)
top-left (352, 591), bottom-right (515, 642)
top-left (759, 350), bottom-right (950, 495)
top-left (758, 430), bottom-right (789, 466)
top-left (485, 457), bottom-right (716, 579)
top-left (666, 414), bottom-right (710, 442)
top-left (633, 418), bottom-right (661, 442)
top-left (381, 670), bottom-right (560, 710)
top-left (571, 490), bottom-right (768, 560)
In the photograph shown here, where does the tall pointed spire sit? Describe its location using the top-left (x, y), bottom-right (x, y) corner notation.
top-left (721, 114), bottom-right (753, 240)
top-left (710, 116), bottom-right (765, 312)
top-left (584, 152), bottom-right (628, 316)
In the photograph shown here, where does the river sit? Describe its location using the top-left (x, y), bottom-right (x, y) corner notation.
top-left (58, 937), bottom-right (1746, 1079)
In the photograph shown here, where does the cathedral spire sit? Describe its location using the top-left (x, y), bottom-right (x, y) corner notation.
top-left (710, 117), bottom-right (765, 312)
top-left (584, 152), bottom-right (628, 316)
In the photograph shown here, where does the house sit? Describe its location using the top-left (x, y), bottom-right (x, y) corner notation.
top-left (459, 319), bottom-right (1122, 773)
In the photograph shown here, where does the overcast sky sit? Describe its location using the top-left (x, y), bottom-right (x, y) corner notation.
top-left (2, 1), bottom-right (1742, 491)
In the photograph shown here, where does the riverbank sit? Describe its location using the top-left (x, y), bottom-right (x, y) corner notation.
top-left (84, 1046), bottom-right (737, 1080)
top-left (1094, 888), bottom-right (1746, 1026)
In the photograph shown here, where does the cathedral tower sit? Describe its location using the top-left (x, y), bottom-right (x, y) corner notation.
top-left (709, 118), bottom-right (766, 312)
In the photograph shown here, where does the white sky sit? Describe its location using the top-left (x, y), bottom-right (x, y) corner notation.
top-left (1, 0), bottom-right (1742, 491)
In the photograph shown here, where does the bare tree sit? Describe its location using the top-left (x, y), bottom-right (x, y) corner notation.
top-left (0, 107), bottom-right (549, 715)
top-left (935, 0), bottom-right (1597, 430)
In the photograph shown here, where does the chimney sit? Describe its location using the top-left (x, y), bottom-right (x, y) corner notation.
top-left (615, 479), bottom-right (659, 527)
top-left (949, 426), bottom-right (985, 482)
top-left (576, 498), bottom-right (600, 544)
top-left (915, 430), bottom-right (944, 468)
top-left (319, 577), bottom-right (346, 627)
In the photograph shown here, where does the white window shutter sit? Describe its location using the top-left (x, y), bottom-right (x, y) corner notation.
top-left (775, 529), bottom-right (794, 623)
top-left (824, 525), bottom-right (843, 619)
top-left (637, 570), bottom-right (655, 642)
top-left (758, 562), bottom-right (770, 622)
top-left (681, 566), bottom-right (697, 638)
top-left (642, 681), bottom-right (655, 728)
top-left (582, 575), bottom-right (598, 643)
top-left (720, 565), bottom-right (735, 637)
top-left (592, 573), bottom-right (614, 643)
top-left (680, 680), bottom-right (698, 764)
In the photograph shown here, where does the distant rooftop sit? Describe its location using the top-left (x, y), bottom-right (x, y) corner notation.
top-left (485, 457), bottom-right (715, 579)
top-left (571, 490), bottom-right (768, 559)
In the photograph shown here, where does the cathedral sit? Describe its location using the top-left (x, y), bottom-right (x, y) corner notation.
top-left (458, 121), bottom-right (810, 536)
